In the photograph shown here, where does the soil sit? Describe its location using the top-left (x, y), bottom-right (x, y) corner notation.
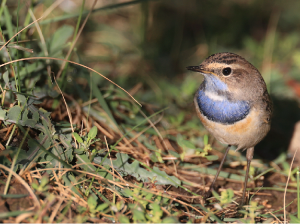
top-left (0, 179), bottom-right (34, 219)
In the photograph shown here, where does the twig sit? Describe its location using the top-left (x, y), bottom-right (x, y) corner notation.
top-left (284, 147), bottom-right (298, 223)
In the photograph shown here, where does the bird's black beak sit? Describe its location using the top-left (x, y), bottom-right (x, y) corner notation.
top-left (186, 65), bottom-right (203, 72)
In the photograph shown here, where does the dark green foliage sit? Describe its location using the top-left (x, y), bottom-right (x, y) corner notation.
top-left (94, 152), bottom-right (181, 187)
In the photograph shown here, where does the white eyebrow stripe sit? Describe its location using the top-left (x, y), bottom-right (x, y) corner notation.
top-left (229, 64), bottom-right (244, 70)
top-left (206, 62), bottom-right (244, 70)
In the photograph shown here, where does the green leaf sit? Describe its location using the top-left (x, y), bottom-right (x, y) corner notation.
top-left (118, 214), bottom-right (130, 223)
top-left (0, 194), bottom-right (28, 199)
top-left (96, 203), bottom-right (109, 211)
top-left (168, 150), bottom-right (180, 158)
top-left (203, 135), bottom-right (209, 145)
top-left (19, 62), bottom-right (44, 80)
top-left (16, 94), bottom-right (27, 106)
top-left (93, 153), bottom-right (181, 187)
top-left (181, 163), bottom-right (245, 181)
top-left (0, 107), bottom-right (7, 120)
top-left (62, 173), bottom-right (83, 198)
top-left (92, 81), bottom-right (118, 128)
top-left (152, 166), bottom-right (181, 186)
top-left (40, 174), bottom-right (49, 187)
top-left (150, 202), bottom-right (163, 222)
top-left (150, 150), bottom-right (163, 163)
top-left (87, 194), bottom-right (97, 210)
top-left (0, 156), bottom-right (11, 166)
top-left (177, 134), bottom-right (196, 149)
top-left (155, 151), bottom-right (163, 163)
top-left (21, 109), bottom-right (37, 128)
top-left (3, 71), bottom-right (9, 85)
top-left (132, 209), bottom-right (146, 223)
top-left (46, 144), bottom-right (66, 167)
top-left (0, 211), bottom-right (31, 219)
top-left (123, 188), bottom-right (133, 197)
top-left (74, 147), bottom-right (85, 155)
top-left (24, 133), bottom-right (50, 163)
top-left (220, 188), bottom-right (234, 204)
top-left (206, 155), bottom-right (219, 161)
top-left (145, 193), bottom-right (153, 201)
top-left (76, 154), bottom-right (96, 172)
top-left (177, 112), bottom-right (185, 124)
top-left (88, 126), bottom-right (98, 140)
top-left (3, 6), bottom-right (14, 39)
top-left (289, 214), bottom-right (300, 223)
top-left (162, 217), bottom-right (178, 223)
top-left (150, 153), bottom-right (159, 163)
top-left (31, 182), bottom-right (39, 190)
top-left (7, 105), bottom-right (22, 122)
top-left (49, 25), bottom-right (74, 55)
top-left (73, 132), bottom-right (83, 143)
top-left (32, 110), bottom-right (39, 121)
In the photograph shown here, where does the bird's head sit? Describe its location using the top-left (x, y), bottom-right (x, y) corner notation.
top-left (187, 52), bottom-right (266, 100)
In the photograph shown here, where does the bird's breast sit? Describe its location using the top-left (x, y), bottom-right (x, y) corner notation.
top-left (195, 89), bottom-right (250, 124)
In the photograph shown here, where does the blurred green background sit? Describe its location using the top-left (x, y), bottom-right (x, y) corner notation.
top-left (4, 0), bottom-right (300, 159)
top-left (76, 0), bottom-right (300, 160)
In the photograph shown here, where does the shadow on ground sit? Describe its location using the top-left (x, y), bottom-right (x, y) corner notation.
top-left (255, 95), bottom-right (300, 161)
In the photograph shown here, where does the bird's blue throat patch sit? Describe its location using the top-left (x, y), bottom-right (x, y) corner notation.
top-left (197, 76), bottom-right (250, 124)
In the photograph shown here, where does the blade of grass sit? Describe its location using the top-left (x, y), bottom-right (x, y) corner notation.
top-left (17, 124), bottom-right (72, 168)
top-left (76, 154), bottom-right (97, 172)
top-left (297, 167), bottom-right (299, 219)
top-left (284, 148), bottom-right (298, 223)
top-left (39, 0), bottom-right (155, 25)
top-left (97, 107), bottom-right (168, 168)
top-left (58, 0), bottom-right (86, 83)
top-left (0, 211), bottom-right (30, 219)
top-left (62, 173), bottom-right (83, 199)
top-left (253, 167), bottom-right (275, 180)
top-left (95, 106), bottom-right (200, 196)
top-left (264, 199), bottom-right (295, 215)
top-left (0, 15), bottom-right (43, 96)
top-left (16, 0), bottom-right (21, 91)
top-left (0, 16), bottom-right (43, 52)
top-left (92, 80), bottom-right (119, 129)
top-left (28, 8), bottom-right (52, 81)
top-left (0, 193), bottom-right (28, 198)
top-left (251, 187), bottom-right (298, 193)
top-left (0, 57), bottom-right (141, 106)
top-left (3, 5), bottom-right (18, 89)
top-left (197, 204), bottom-right (223, 223)
top-left (3, 5), bottom-right (14, 39)
top-left (4, 128), bottom-right (29, 195)
top-left (0, 0), bottom-right (7, 18)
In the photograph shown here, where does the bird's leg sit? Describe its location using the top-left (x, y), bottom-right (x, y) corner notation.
top-left (240, 147), bottom-right (254, 206)
top-left (204, 145), bottom-right (231, 199)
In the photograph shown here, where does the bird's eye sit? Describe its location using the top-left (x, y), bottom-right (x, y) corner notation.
top-left (222, 67), bottom-right (232, 76)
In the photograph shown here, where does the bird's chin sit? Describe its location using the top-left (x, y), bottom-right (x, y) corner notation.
top-left (200, 71), bottom-right (213, 76)
top-left (200, 72), bottom-right (208, 77)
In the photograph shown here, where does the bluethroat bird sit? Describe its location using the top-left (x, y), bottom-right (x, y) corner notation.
top-left (187, 52), bottom-right (272, 205)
